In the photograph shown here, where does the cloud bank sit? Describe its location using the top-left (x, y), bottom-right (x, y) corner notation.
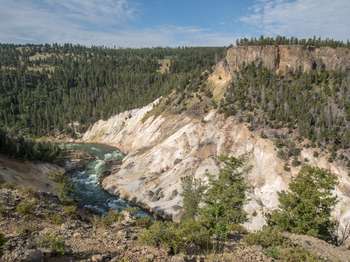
top-left (241, 0), bottom-right (350, 40)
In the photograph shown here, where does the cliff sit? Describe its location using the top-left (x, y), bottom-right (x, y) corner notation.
top-left (226, 45), bottom-right (350, 74)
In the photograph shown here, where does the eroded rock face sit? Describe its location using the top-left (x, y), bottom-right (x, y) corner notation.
top-left (226, 45), bottom-right (350, 74)
top-left (83, 102), bottom-right (350, 231)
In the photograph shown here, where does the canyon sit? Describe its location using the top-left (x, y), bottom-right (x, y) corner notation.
top-left (83, 45), bottom-right (350, 231)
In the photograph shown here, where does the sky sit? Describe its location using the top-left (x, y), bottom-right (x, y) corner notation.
top-left (0, 0), bottom-right (349, 47)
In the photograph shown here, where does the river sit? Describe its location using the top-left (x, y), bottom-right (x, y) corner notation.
top-left (63, 143), bottom-right (143, 215)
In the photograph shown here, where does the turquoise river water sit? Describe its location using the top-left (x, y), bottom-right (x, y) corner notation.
top-left (64, 143), bottom-right (142, 215)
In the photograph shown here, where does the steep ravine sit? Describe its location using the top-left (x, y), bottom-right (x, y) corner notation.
top-left (83, 45), bottom-right (350, 231)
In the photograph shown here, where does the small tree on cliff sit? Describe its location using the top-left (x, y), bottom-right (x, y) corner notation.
top-left (268, 165), bottom-right (338, 241)
top-left (181, 176), bottom-right (206, 220)
top-left (199, 156), bottom-right (250, 243)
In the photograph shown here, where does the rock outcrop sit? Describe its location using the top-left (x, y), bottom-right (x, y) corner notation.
top-left (83, 45), bottom-right (350, 231)
top-left (226, 45), bottom-right (350, 74)
top-left (209, 45), bottom-right (350, 102)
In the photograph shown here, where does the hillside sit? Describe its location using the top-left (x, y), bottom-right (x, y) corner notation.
top-left (0, 44), bottom-right (224, 136)
top-left (83, 43), bottom-right (350, 233)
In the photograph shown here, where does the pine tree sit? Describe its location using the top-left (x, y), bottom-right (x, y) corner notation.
top-left (268, 166), bottom-right (338, 241)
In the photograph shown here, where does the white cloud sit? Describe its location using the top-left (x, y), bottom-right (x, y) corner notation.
top-left (241, 0), bottom-right (350, 40)
top-left (45, 0), bottom-right (136, 25)
top-left (0, 0), bottom-right (233, 47)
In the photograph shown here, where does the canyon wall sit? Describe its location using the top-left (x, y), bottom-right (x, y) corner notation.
top-left (226, 45), bottom-right (350, 74)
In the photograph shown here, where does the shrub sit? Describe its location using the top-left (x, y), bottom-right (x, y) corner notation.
top-left (47, 213), bottom-right (64, 225)
top-left (268, 165), bottom-right (338, 241)
top-left (37, 233), bottom-right (66, 255)
top-left (0, 203), bottom-right (5, 217)
top-left (49, 172), bottom-right (73, 203)
top-left (245, 227), bottom-right (287, 248)
top-left (0, 233), bottom-right (6, 255)
top-left (63, 205), bottom-right (77, 217)
top-left (245, 227), bottom-right (318, 261)
top-left (16, 199), bottom-right (37, 215)
top-left (19, 187), bottom-right (36, 198)
top-left (280, 247), bottom-right (319, 262)
top-left (139, 221), bottom-right (177, 250)
top-left (16, 223), bottom-right (37, 235)
top-left (135, 216), bottom-right (153, 228)
top-left (181, 176), bottom-right (206, 220)
top-left (93, 210), bottom-right (123, 228)
top-left (0, 182), bottom-right (15, 190)
top-left (284, 164), bottom-right (291, 172)
top-left (139, 219), bottom-right (211, 254)
top-left (175, 219), bottom-right (212, 254)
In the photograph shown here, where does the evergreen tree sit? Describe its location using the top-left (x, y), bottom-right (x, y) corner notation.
top-left (268, 165), bottom-right (338, 241)
top-left (199, 156), bottom-right (249, 242)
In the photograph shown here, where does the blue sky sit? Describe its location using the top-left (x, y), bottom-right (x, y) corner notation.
top-left (0, 0), bottom-right (349, 47)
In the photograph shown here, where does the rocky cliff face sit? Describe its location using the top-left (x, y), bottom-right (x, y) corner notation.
top-left (226, 45), bottom-right (350, 74)
top-left (83, 45), bottom-right (350, 231)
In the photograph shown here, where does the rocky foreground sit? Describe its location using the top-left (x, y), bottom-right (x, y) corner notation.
top-left (0, 185), bottom-right (277, 262)
top-left (2, 185), bottom-right (350, 261)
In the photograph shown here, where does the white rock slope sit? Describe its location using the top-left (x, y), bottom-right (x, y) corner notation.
top-left (83, 101), bottom-right (350, 231)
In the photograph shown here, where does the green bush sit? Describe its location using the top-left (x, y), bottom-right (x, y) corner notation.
top-left (16, 223), bottom-right (37, 235)
top-left (0, 203), bottom-right (5, 217)
top-left (93, 210), bottom-right (123, 228)
top-left (47, 213), bottom-right (64, 225)
top-left (245, 227), bottom-right (318, 261)
top-left (268, 165), bottom-right (338, 241)
top-left (63, 205), bottom-right (77, 217)
top-left (244, 227), bottom-right (287, 248)
top-left (139, 219), bottom-right (211, 254)
top-left (139, 221), bottom-right (177, 249)
top-left (280, 247), bottom-right (319, 262)
top-left (16, 199), bottom-right (37, 215)
top-left (49, 172), bottom-right (74, 203)
top-left (135, 216), bottom-right (153, 228)
top-left (37, 233), bottom-right (66, 255)
top-left (175, 219), bottom-right (212, 254)
top-left (0, 233), bottom-right (6, 255)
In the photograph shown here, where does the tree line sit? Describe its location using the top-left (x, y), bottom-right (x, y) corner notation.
top-left (0, 129), bottom-right (61, 162)
top-left (236, 36), bottom-right (350, 48)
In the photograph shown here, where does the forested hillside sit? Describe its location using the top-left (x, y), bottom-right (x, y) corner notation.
top-left (220, 62), bottom-right (350, 165)
top-left (0, 44), bottom-right (224, 136)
